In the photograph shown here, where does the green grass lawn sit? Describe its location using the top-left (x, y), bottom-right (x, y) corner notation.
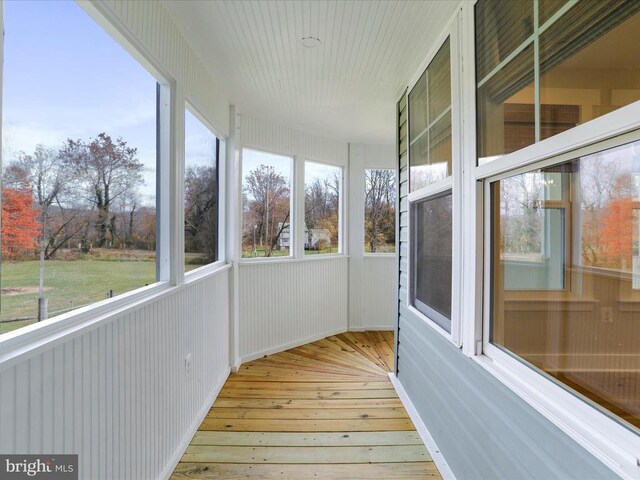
top-left (1, 255), bottom-right (156, 334)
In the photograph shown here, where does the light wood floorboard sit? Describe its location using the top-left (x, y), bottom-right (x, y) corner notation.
top-left (172, 331), bottom-right (442, 480)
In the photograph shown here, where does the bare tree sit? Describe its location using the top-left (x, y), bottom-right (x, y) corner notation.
top-left (243, 165), bottom-right (289, 256)
top-left (365, 169), bottom-right (396, 252)
top-left (60, 133), bottom-right (144, 248)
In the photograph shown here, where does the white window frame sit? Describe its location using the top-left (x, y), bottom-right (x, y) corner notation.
top-left (183, 100), bottom-right (227, 278)
top-left (406, 15), bottom-right (463, 347)
top-left (239, 146), bottom-right (295, 262)
top-left (0, 1), bottom-right (176, 349)
top-left (302, 159), bottom-right (345, 257)
top-left (461, 1), bottom-right (640, 476)
top-left (363, 167), bottom-right (397, 257)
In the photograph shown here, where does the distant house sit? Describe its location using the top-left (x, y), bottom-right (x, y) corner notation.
top-left (306, 228), bottom-right (331, 249)
top-left (278, 223), bottom-right (331, 250)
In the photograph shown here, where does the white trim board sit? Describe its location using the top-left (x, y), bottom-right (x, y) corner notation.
top-left (240, 327), bottom-right (346, 364)
top-left (160, 367), bottom-right (231, 480)
top-left (348, 326), bottom-right (394, 332)
top-left (389, 372), bottom-right (456, 480)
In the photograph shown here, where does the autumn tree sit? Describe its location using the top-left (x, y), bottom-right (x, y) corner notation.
top-left (243, 165), bottom-right (289, 256)
top-left (185, 165), bottom-right (218, 261)
top-left (60, 133), bottom-right (144, 247)
top-left (365, 169), bottom-right (396, 252)
top-left (1, 187), bottom-right (41, 259)
top-left (3, 146), bottom-right (83, 259)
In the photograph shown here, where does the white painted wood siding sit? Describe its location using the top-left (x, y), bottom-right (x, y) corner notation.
top-left (238, 258), bottom-right (347, 362)
top-left (0, 269), bottom-right (230, 480)
top-left (350, 256), bottom-right (396, 330)
top-left (241, 116), bottom-right (348, 166)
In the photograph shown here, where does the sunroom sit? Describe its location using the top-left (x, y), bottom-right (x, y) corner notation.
top-left (0, 0), bottom-right (638, 479)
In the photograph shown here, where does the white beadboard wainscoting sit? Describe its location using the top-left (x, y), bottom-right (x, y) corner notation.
top-left (238, 257), bottom-right (348, 362)
top-left (349, 255), bottom-right (396, 330)
top-left (0, 268), bottom-right (230, 480)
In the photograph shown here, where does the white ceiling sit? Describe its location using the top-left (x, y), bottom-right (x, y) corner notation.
top-left (163, 0), bottom-right (458, 145)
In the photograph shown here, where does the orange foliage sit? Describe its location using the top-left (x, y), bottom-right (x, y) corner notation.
top-left (600, 197), bottom-right (634, 270)
top-left (2, 187), bottom-right (41, 259)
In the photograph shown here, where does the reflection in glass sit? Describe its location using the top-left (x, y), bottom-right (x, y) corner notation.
top-left (411, 192), bottom-right (452, 332)
top-left (409, 38), bottom-right (451, 192)
top-left (409, 72), bottom-right (427, 141)
top-left (477, 45), bottom-right (535, 164)
top-left (475, 0), bottom-right (533, 81)
top-left (539, 0), bottom-right (567, 26)
top-left (491, 139), bottom-right (640, 430)
top-left (428, 38), bottom-right (451, 122)
top-left (540, 2), bottom-right (640, 141)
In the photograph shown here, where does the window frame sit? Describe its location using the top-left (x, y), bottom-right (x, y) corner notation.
top-left (302, 160), bottom-right (345, 257)
top-left (479, 129), bottom-right (640, 477)
top-left (239, 146), bottom-right (295, 262)
top-left (363, 167), bottom-right (397, 256)
top-left (407, 16), bottom-right (462, 346)
top-left (183, 100), bottom-right (227, 277)
top-left (463, 1), bottom-right (640, 475)
top-left (0, 2), bottom-right (177, 344)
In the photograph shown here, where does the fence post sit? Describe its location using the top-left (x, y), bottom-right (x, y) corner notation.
top-left (37, 297), bottom-right (48, 322)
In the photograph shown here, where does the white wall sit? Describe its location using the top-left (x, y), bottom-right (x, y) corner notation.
top-left (348, 143), bottom-right (397, 331)
top-left (0, 270), bottom-right (230, 480)
top-left (0, 2), bottom-right (233, 479)
top-left (236, 118), bottom-right (396, 360)
top-left (238, 258), bottom-right (348, 361)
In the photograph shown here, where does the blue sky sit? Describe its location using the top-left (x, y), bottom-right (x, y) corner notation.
top-left (3, 0), bottom-right (157, 204)
top-left (185, 108), bottom-right (218, 170)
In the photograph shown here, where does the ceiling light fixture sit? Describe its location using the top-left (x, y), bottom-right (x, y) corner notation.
top-left (301, 36), bottom-right (321, 48)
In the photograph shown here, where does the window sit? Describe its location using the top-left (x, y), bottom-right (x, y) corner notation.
top-left (1, 1), bottom-right (160, 335)
top-left (364, 169), bottom-right (396, 253)
top-left (490, 138), bottom-right (640, 432)
top-left (304, 161), bottom-right (342, 255)
top-left (241, 149), bottom-right (292, 258)
top-left (476, 0), bottom-right (640, 165)
top-left (184, 107), bottom-right (221, 270)
top-left (411, 191), bottom-right (453, 333)
top-left (409, 38), bottom-right (452, 191)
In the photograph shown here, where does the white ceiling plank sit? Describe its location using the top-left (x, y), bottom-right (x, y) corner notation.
top-left (162, 0), bottom-right (460, 144)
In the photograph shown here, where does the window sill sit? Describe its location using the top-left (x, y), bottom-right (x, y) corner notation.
top-left (0, 281), bottom-right (173, 368)
top-left (240, 254), bottom-right (348, 265)
top-left (363, 253), bottom-right (397, 258)
top-left (407, 304), bottom-right (453, 344)
top-left (475, 346), bottom-right (640, 479)
top-left (185, 261), bottom-right (231, 283)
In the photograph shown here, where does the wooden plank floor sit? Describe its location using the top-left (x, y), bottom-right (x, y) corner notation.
top-left (172, 331), bottom-right (441, 480)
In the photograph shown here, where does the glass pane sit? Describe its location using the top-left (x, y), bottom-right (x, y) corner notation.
top-left (304, 162), bottom-right (341, 255)
top-left (539, 0), bottom-right (568, 26)
top-left (540, 2), bottom-right (640, 141)
top-left (428, 38), bottom-right (451, 122)
top-left (499, 172), bottom-right (566, 290)
top-left (428, 110), bottom-right (452, 177)
top-left (411, 192), bottom-right (452, 332)
top-left (491, 139), bottom-right (640, 431)
top-left (475, 0), bottom-right (533, 82)
top-left (184, 109), bottom-right (219, 271)
top-left (241, 149), bottom-right (292, 258)
top-left (477, 45), bottom-right (535, 165)
top-left (408, 71), bottom-right (427, 141)
top-left (364, 169), bottom-right (396, 253)
top-left (1, 1), bottom-right (157, 334)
